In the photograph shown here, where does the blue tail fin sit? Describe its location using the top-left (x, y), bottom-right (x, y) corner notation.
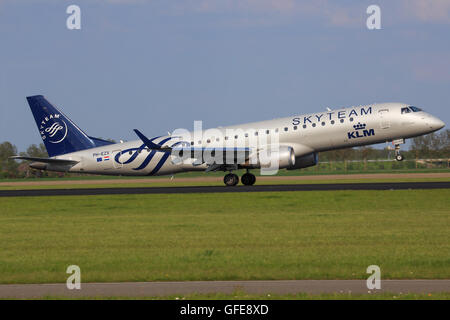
top-left (27, 95), bottom-right (113, 157)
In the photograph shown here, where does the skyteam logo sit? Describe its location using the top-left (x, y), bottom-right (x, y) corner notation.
top-left (347, 122), bottom-right (375, 139)
top-left (39, 113), bottom-right (68, 144)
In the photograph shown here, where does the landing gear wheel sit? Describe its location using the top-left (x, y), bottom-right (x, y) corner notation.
top-left (224, 173), bottom-right (239, 186)
top-left (241, 173), bottom-right (256, 186)
top-left (395, 154), bottom-right (404, 162)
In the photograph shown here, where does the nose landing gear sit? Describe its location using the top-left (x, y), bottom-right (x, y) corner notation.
top-left (392, 139), bottom-right (405, 161)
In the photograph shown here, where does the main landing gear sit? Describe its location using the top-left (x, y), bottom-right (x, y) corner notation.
top-left (224, 173), bottom-right (239, 186)
top-left (223, 171), bottom-right (256, 186)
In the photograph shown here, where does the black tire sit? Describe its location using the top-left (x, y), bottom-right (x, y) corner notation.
top-left (249, 173), bottom-right (256, 185)
top-left (241, 173), bottom-right (256, 186)
top-left (231, 174), bottom-right (239, 186)
top-left (224, 173), bottom-right (239, 186)
top-left (395, 154), bottom-right (404, 162)
top-left (241, 173), bottom-right (251, 185)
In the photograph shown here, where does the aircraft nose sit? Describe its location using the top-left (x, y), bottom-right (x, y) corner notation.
top-left (433, 117), bottom-right (445, 130)
top-left (427, 116), bottom-right (445, 130)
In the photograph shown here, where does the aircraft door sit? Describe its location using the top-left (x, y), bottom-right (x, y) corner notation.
top-left (379, 109), bottom-right (390, 129)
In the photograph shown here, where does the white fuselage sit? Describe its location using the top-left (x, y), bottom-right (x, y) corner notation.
top-left (49, 102), bottom-right (445, 176)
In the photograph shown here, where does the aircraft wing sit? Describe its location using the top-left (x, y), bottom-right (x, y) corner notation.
top-left (170, 147), bottom-right (252, 166)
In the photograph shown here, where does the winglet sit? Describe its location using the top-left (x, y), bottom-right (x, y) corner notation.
top-left (133, 129), bottom-right (169, 150)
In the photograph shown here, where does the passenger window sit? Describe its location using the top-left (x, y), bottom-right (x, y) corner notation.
top-left (312, 123), bottom-right (316, 127)
top-left (284, 127), bottom-right (288, 132)
top-left (293, 126), bottom-right (298, 130)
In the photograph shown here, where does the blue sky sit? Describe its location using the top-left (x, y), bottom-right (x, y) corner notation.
top-left (1, 0), bottom-right (449, 151)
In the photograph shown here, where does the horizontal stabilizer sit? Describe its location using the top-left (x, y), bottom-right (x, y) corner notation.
top-left (89, 136), bottom-right (115, 147)
top-left (9, 156), bottom-right (79, 165)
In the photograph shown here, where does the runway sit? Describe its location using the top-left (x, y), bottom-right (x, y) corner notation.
top-left (0, 280), bottom-right (448, 298)
top-left (0, 181), bottom-right (449, 197)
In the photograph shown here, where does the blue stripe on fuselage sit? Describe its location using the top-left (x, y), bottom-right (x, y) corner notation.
top-left (133, 149), bottom-right (156, 170)
top-left (148, 151), bottom-right (171, 176)
top-left (133, 137), bottom-right (172, 171)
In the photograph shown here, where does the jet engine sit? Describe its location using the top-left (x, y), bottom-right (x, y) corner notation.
top-left (287, 152), bottom-right (318, 170)
top-left (247, 146), bottom-right (295, 169)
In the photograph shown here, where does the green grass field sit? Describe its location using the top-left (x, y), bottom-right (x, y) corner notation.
top-left (0, 189), bottom-right (449, 284)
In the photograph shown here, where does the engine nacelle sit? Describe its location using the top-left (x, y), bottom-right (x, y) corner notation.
top-left (287, 152), bottom-right (318, 170)
top-left (249, 146), bottom-right (296, 169)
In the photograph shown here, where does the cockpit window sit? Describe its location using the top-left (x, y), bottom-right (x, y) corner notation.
top-left (409, 106), bottom-right (422, 112)
top-left (401, 107), bottom-right (411, 114)
top-left (402, 106), bottom-right (423, 114)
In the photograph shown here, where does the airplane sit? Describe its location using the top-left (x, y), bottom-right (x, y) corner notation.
top-left (11, 95), bottom-right (445, 186)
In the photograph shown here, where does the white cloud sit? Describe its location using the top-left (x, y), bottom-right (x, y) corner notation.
top-left (179, 0), bottom-right (450, 26)
top-left (410, 52), bottom-right (450, 82)
top-left (179, 0), bottom-right (363, 27)
top-left (4, 0), bottom-right (448, 26)
top-left (402, 0), bottom-right (450, 23)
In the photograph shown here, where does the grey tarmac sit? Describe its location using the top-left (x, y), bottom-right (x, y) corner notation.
top-left (0, 181), bottom-right (449, 197)
top-left (0, 280), bottom-right (449, 298)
